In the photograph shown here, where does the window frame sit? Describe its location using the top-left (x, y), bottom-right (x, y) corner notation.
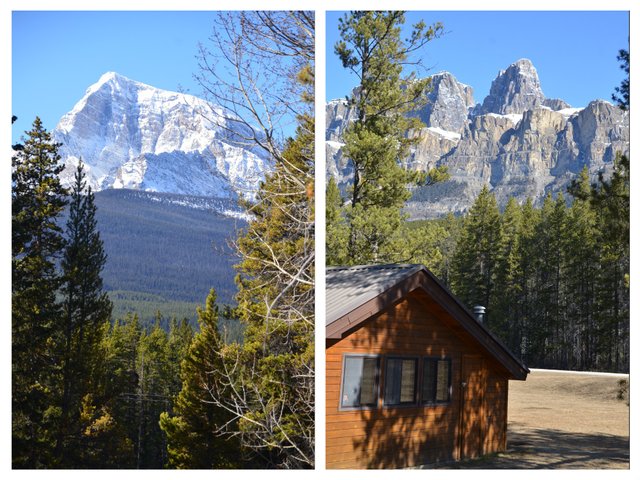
top-left (382, 355), bottom-right (420, 407)
top-left (420, 356), bottom-right (452, 406)
top-left (338, 354), bottom-right (381, 411)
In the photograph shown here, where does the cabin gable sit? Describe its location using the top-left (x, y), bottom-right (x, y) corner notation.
top-left (326, 264), bottom-right (526, 469)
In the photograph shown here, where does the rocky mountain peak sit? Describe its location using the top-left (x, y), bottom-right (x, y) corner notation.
top-left (479, 58), bottom-right (545, 115)
top-left (326, 59), bottom-right (629, 220)
top-left (95, 70), bottom-right (128, 86)
top-left (411, 72), bottom-right (475, 133)
top-left (54, 72), bottom-right (269, 201)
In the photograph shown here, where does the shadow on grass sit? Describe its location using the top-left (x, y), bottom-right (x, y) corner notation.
top-left (431, 427), bottom-right (629, 469)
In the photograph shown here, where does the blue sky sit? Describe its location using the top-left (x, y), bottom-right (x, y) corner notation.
top-left (10, 10), bottom-right (631, 144)
top-left (12, 11), bottom-right (218, 143)
top-left (326, 11), bottom-right (630, 108)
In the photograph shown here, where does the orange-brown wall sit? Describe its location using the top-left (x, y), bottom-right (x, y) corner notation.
top-left (326, 291), bottom-right (510, 469)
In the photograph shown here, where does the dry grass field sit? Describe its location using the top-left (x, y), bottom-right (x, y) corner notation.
top-left (443, 369), bottom-right (630, 469)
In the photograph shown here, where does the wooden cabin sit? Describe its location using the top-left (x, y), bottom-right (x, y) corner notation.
top-left (326, 264), bottom-right (529, 469)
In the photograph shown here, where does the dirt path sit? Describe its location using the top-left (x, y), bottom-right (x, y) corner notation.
top-left (442, 369), bottom-right (630, 469)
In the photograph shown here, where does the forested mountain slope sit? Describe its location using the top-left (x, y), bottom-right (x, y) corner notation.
top-left (92, 190), bottom-right (242, 321)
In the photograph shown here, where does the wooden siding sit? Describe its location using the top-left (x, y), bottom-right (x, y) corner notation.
top-left (326, 290), bottom-right (510, 469)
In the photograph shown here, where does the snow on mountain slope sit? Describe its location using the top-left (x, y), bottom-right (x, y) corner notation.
top-left (54, 72), bottom-right (269, 201)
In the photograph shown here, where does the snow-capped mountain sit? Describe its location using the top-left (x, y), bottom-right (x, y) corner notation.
top-left (54, 72), bottom-right (270, 202)
top-left (327, 59), bottom-right (629, 219)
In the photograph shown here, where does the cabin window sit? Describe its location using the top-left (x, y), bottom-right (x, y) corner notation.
top-left (383, 357), bottom-right (418, 406)
top-left (422, 358), bottom-right (451, 404)
top-left (340, 355), bottom-right (380, 408)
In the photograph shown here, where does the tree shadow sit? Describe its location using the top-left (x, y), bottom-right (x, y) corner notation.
top-left (433, 427), bottom-right (629, 469)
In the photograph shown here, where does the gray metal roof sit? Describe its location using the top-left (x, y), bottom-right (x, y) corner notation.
top-left (326, 264), bottom-right (424, 326)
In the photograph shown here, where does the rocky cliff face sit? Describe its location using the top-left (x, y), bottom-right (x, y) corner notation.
top-left (54, 72), bottom-right (269, 201)
top-left (412, 72), bottom-right (475, 133)
top-left (478, 58), bottom-right (545, 115)
top-left (326, 59), bottom-right (629, 219)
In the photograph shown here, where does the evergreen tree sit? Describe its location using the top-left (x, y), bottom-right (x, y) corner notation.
top-left (431, 213), bottom-right (463, 287)
top-left (565, 168), bottom-right (599, 370)
top-left (135, 320), bottom-right (173, 468)
top-left (589, 153), bottom-right (629, 371)
top-left (569, 48), bottom-right (629, 252)
top-left (567, 48), bottom-right (629, 371)
top-left (159, 290), bottom-right (239, 469)
top-left (612, 48), bottom-right (629, 111)
top-left (393, 220), bottom-right (447, 275)
top-left (12, 117), bottom-right (68, 467)
top-left (493, 197), bottom-right (524, 353)
top-left (531, 193), bottom-right (568, 367)
top-left (514, 198), bottom-right (541, 364)
top-left (326, 176), bottom-right (348, 265)
top-left (333, 11), bottom-right (445, 264)
top-left (450, 185), bottom-right (503, 327)
top-left (163, 116), bottom-right (316, 469)
top-left (98, 314), bottom-right (143, 468)
top-left (438, 175), bottom-right (627, 373)
top-left (192, 11), bottom-right (315, 468)
top-left (79, 313), bottom-right (193, 468)
top-left (166, 317), bottom-right (194, 400)
top-left (56, 161), bottom-right (113, 465)
top-left (74, 390), bottom-right (134, 468)
top-left (227, 119), bottom-right (315, 468)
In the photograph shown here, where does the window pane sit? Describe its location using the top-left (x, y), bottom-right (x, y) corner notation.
top-left (385, 358), bottom-right (417, 405)
top-left (384, 358), bottom-right (402, 405)
top-left (421, 359), bottom-right (437, 403)
top-left (435, 360), bottom-right (450, 402)
top-left (400, 359), bottom-right (416, 403)
top-left (360, 358), bottom-right (378, 406)
top-left (341, 356), bottom-right (378, 408)
top-left (342, 357), bottom-right (362, 407)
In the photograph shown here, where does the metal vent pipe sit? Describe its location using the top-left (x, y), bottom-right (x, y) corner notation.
top-left (473, 305), bottom-right (486, 323)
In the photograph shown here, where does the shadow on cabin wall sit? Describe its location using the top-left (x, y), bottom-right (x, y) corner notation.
top-left (327, 289), bottom-right (509, 469)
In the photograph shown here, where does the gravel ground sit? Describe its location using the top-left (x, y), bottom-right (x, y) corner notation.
top-left (441, 369), bottom-right (630, 469)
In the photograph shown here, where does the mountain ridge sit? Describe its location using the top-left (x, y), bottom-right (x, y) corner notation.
top-left (326, 58), bottom-right (629, 219)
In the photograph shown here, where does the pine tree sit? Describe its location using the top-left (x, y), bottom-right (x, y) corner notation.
top-left (531, 193), bottom-right (568, 367)
top-left (228, 119), bottom-right (315, 468)
top-left (74, 389), bottom-right (134, 468)
top-left (612, 49), bottom-right (629, 111)
top-left (514, 198), bottom-right (541, 365)
top-left (326, 176), bottom-right (348, 265)
top-left (159, 290), bottom-right (239, 469)
top-left (493, 197), bottom-right (524, 353)
top-left (135, 320), bottom-right (174, 468)
top-left (333, 11), bottom-right (445, 264)
top-left (166, 317), bottom-right (194, 400)
top-left (432, 213), bottom-right (463, 287)
top-left (78, 313), bottom-right (192, 468)
top-left (193, 11), bottom-right (315, 467)
top-left (567, 48), bottom-right (629, 371)
top-left (98, 314), bottom-right (143, 468)
top-left (565, 168), bottom-right (599, 370)
top-left (450, 185), bottom-right (503, 327)
top-left (56, 161), bottom-right (113, 465)
top-left (589, 153), bottom-right (629, 371)
top-left (166, 117), bottom-right (316, 469)
top-left (12, 117), bottom-right (68, 468)
top-left (392, 220), bottom-right (447, 274)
